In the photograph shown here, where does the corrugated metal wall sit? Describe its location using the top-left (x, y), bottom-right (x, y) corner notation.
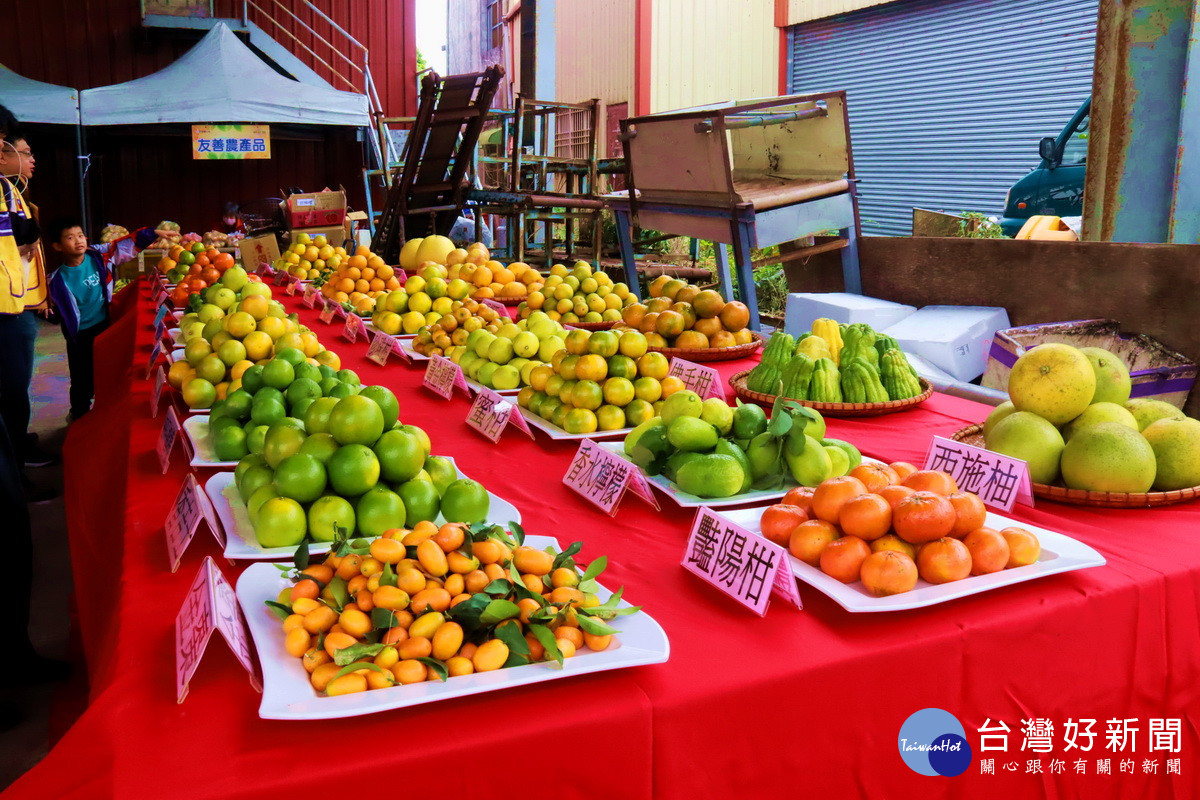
top-left (556, 0), bottom-right (634, 106)
top-left (789, 0), bottom-right (1097, 236)
top-left (779, 0), bottom-right (897, 26)
top-left (649, 0), bottom-right (777, 113)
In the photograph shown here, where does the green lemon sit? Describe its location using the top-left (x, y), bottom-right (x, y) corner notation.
top-left (273, 453), bottom-right (327, 503)
top-left (263, 424), bottom-right (307, 468)
top-left (328, 395), bottom-right (385, 446)
top-left (250, 395), bottom-right (285, 427)
top-left (286, 378), bottom-right (322, 409)
top-left (303, 397), bottom-right (339, 434)
top-left (374, 430), bottom-right (426, 484)
top-left (245, 425), bottom-right (270, 455)
top-left (396, 479), bottom-right (441, 527)
top-left (254, 497), bottom-right (308, 548)
top-left (246, 483), bottom-right (280, 525)
top-left (355, 486), bottom-right (407, 538)
top-left (439, 479), bottom-right (490, 524)
top-left (273, 347), bottom-right (306, 367)
top-left (234, 453), bottom-right (267, 490)
top-left (299, 432), bottom-right (340, 464)
top-left (308, 495), bottom-right (356, 542)
top-left (238, 463), bottom-right (275, 503)
top-left (212, 424), bottom-right (248, 461)
top-left (327, 444), bottom-right (380, 497)
top-left (423, 455), bottom-right (458, 496)
top-left (358, 385), bottom-right (401, 429)
top-left (261, 359), bottom-right (295, 390)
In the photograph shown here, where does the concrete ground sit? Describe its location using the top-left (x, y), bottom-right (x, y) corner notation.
top-left (0, 317), bottom-right (79, 790)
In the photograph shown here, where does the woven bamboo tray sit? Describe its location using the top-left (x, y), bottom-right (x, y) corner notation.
top-left (730, 370), bottom-right (933, 417)
top-left (476, 295), bottom-right (524, 306)
top-left (647, 331), bottom-right (764, 362)
top-left (952, 424), bottom-right (1199, 509)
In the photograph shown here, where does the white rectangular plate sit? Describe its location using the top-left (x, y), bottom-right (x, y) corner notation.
top-left (715, 505), bottom-right (1106, 612)
top-left (235, 535), bottom-right (669, 720)
top-left (183, 415), bottom-right (239, 468)
top-left (518, 407), bottom-right (631, 441)
top-left (597, 441), bottom-right (882, 508)
top-left (205, 459), bottom-right (523, 561)
top-left (169, 328), bottom-right (183, 345)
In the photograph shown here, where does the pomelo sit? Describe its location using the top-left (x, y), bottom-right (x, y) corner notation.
top-left (439, 479), bottom-right (490, 524)
top-left (1124, 398), bottom-right (1185, 431)
top-left (1142, 417), bottom-right (1200, 490)
top-left (1060, 422), bottom-right (1156, 493)
top-left (982, 400), bottom-right (1017, 439)
top-left (355, 487), bottom-right (407, 538)
top-left (1061, 402), bottom-right (1138, 441)
top-left (308, 495), bottom-right (355, 542)
top-left (1007, 344), bottom-right (1095, 425)
top-left (1079, 346), bottom-right (1132, 405)
top-left (985, 410), bottom-right (1065, 485)
top-left (675, 454), bottom-right (744, 498)
top-left (254, 497), bottom-right (307, 548)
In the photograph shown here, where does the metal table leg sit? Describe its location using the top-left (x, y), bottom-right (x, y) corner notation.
top-left (613, 208), bottom-right (639, 295)
top-left (713, 243), bottom-right (734, 301)
top-left (728, 219), bottom-right (760, 331)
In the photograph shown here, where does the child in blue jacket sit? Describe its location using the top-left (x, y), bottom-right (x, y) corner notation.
top-left (47, 219), bottom-right (112, 420)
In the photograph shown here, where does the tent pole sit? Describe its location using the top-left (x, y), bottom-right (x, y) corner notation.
top-left (75, 124), bottom-right (89, 238)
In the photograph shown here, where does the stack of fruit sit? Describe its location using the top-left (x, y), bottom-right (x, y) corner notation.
top-left (745, 322), bottom-right (924, 403)
top-left (758, 466), bottom-right (1041, 596)
top-left (516, 328), bottom-right (680, 434)
top-left (315, 243), bottom-right (404, 315)
top-left (168, 268), bottom-right (341, 409)
top-left (612, 276), bottom-right (753, 350)
top-left (622, 395), bottom-right (861, 499)
top-left (278, 233), bottom-right (346, 282)
top-left (267, 526), bottom-right (639, 695)
top-left (983, 343), bottom-right (1200, 493)
top-left (149, 220), bottom-right (184, 250)
top-left (516, 261), bottom-right (635, 325)
top-left (458, 258), bottom-right (545, 303)
top-left (368, 265), bottom-right (476, 335)
top-left (161, 242), bottom-right (237, 295)
top-left (427, 309), bottom-right (566, 376)
top-left (214, 362), bottom-right (493, 549)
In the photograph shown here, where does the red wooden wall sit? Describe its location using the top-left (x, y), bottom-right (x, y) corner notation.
top-left (5, 0), bottom-right (414, 236)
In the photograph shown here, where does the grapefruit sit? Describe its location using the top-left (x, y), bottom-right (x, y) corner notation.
top-left (273, 453), bottom-right (327, 502)
top-left (1142, 417), bottom-right (1200, 490)
top-left (327, 444), bottom-right (380, 496)
top-left (328, 395), bottom-right (385, 446)
top-left (254, 497), bottom-right (308, 548)
top-left (308, 495), bottom-right (356, 542)
top-left (1007, 343), bottom-right (1095, 425)
top-left (1124, 398), bottom-right (1186, 431)
top-left (355, 487), bottom-right (408, 538)
top-left (1079, 346), bottom-right (1132, 405)
top-left (1061, 402), bottom-right (1138, 441)
top-left (440, 479), bottom-right (491, 523)
top-left (985, 411), bottom-right (1065, 485)
top-left (1059, 422), bottom-right (1156, 493)
top-left (982, 400), bottom-right (1017, 439)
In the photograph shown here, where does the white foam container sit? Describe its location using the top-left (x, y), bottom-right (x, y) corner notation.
top-left (783, 292), bottom-right (916, 337)
top-left (882, 305), bottom-right (1010, 382)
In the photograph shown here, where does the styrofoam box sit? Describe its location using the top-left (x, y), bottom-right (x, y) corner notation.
top-left (882, 306), bottom-right (1010, 383)
top-left (783, 293), bottom-right (916, 338)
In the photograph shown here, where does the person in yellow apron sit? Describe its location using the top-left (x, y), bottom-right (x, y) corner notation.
top-left (0, 116), bottom-right (52, 467)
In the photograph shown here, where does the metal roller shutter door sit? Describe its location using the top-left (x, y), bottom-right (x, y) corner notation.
top-left (788, 0), bottom-right (1098, 236)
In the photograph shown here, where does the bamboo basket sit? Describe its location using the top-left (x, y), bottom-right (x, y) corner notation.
top-left (730, 370), bottom-right (933, 417)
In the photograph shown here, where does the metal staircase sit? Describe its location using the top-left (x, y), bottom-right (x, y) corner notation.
top-left (142, 0), bottom-right (389, 167)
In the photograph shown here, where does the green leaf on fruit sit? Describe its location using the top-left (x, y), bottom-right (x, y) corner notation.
top-left (528, 623), bottom-right (563, 666)
top-left (480, 599), bottom-right (521, 626)
top-left (552, 541), bottom-right (583, 571)
top-left (371, 607), bottom-right (398, 630)
top-left (577, 615), bottom-right (619, 636)
top-left (502, 652), bottom-right (531, 669)
top-left (446, 592), bottom-right (490, 631)
top-left (293, 541), bottom-right (310, 571)
top-left (379, 561), bottom-right (398, 588)
top-left (577, 578), bottom-right (600, 594)
top-left (581, 555), bottom-right (607, 582)
top-left (328, 575), bottom-right (349, 611)
top-left (333, 642), bottom-right (387, 666)
top-left (331, 660), bottom-right (389, 683)
top-left (483, 579), bottom-right (512, 596)
top-left (509, 521), bottom-right (526, 545)
top-left (494, 620), bottom-right (531, 656)
top-left (263, 600), bottom-right (291, 620)
top-left (416, 657), bottom-right (448, 683)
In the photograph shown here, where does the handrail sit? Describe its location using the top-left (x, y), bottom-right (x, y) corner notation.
top-left (245, 0), bottom-right (360, 92)
top-left (300, 0), bottom-right (366, 53)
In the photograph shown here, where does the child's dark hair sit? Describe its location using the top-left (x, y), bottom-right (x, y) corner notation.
top-left (46, 217), bottom-right (85, 244)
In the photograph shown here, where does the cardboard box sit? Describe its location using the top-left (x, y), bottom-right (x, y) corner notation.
top-left (784, 292), bottom-right (916, 337)
top-left (238, 233), bottom-right (281, 273)
top-left (290, 224), bottom-right (354, 247)
top-left (982, 319), bottom-right (1196, 409)
top-left (284, 189), bottom-right (346, 228)
top-left (882, 305), bottom-right (1011, 382)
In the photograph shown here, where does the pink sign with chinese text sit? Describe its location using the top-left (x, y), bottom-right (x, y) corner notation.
top-left (668, 357), bottom-right (725, 401)
top-left (157, 405), bottom-right (183, 474)
top-left (175, 557), bottom-right (261, 703)
top-left (319, 299), bottom-right (338, 324)
top-left (366, 332), bottom-right (396, 366)
top-left (151, 366), bottom-right (167, 417)
top-left (165, 474), bottom-right (223, 572)
top-left (563, 438), bottom-right (660, 516)
top-left (466, 387), bottom-right (534, 443)
top-left (302, 285), bottom-right (319, 308)
top-left (342, 313), bottom-right (366, 343)
top-left (682, 507), bottom-right (793, 616)
top-left (423, 355), bottom-right (470, 400)
top-left (922, 435), bottom-right (1033, 512)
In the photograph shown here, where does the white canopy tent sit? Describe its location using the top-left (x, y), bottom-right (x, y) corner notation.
top-left (79, 23), bottom-right (370, 127)
top-left (0, 64), bottom-right (80, 124)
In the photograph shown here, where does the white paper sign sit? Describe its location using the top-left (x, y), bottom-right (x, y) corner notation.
top-left (175, 556), bottom-right (261, 703)
top-left (682, 506), bottom-right (799, 615)
top-left (466, 387), bottom-right (535, 443)
top-left (157, 405), bottom-right (183, 474)
top-left (563, 438), bottom-right (660, 516)
top-left (922, 435), bottom-right (1033, 511)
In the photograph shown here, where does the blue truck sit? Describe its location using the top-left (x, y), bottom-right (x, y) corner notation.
top-left (999, 99), bottom-right (1091, 237)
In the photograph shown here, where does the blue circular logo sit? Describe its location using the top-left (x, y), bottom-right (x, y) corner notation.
top-left (898, 708), bottom-right (973, 776)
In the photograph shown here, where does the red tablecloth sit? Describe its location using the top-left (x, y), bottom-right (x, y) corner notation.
top-left (9, 277), bottom-right (1200, 799)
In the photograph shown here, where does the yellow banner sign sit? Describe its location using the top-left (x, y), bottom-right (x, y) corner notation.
top-left (192, 125), bottom-right (270, 160)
